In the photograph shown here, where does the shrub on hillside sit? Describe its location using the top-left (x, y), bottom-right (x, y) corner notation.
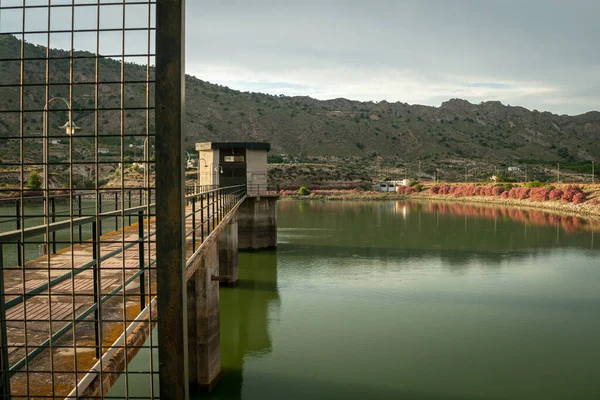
top-left (492, 186), bottom-right (505, 196)
top-left (562, 185), bottom-right (586, 203)
top-left (396, 186), bottom-right (415, 195)
top-left (529, 187), bottom-right (552, 202)
top-left (439, 184), bottom-right (452, 195)
top-left (508, 187), bottom-right (530, 200)
top-left (573, 192), bottom-right (586, 204)
top-left (548, 188), bottom-right (564, 200)
top-left (27, 171), bottom-right (42, 190)
top-left (525, 180), bottom-right (546, 188)
top-left (298, 186), bottom-right (309, 195)
top-left (430, 186), bottom-right (440, 194)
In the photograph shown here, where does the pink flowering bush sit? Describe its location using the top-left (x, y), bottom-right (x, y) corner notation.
top-left (396, 186), bottom-right (415, 195)
top-left (562, 185), bottom-right (586, 203)
top-left (492, 186), bottom-right (505, 196)
top-left (548, 188), bottom-right (564, 200)
top-left (572, 192), bottom-right (586, 204)
top-left (507, 187), bottom-right (530, 200)
top-left (529, 187), bottom-right (552, 202)
top-left (439, 184), bottom-right (452, 195)
top-left (430, 186), bottom-right (440, 194)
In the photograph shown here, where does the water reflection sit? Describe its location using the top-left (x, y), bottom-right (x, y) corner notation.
top-left (277, 200), bottom-right (598, 268)
top-left (394, 201), bottom-right (600, 234)
top-left (210, 200), bottom-right (600, 400)
top-left (207, 252), bottom-right (280, 399)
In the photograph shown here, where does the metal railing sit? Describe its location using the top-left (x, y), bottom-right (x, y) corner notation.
top-left (185, 185), bottom-right (246, 252)
top-left (0, 184), bottom-right (246, 398)
top-left (0, 189), bottom-right (153, 266)
top-left (246, 184), bottom-right (280, 196)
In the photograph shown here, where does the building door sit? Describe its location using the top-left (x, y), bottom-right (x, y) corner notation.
top-left (219, 147), bottom-right (247, 187)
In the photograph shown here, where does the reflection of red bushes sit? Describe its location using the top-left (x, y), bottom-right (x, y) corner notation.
top-left (421, 201), bottom-right (598, 233)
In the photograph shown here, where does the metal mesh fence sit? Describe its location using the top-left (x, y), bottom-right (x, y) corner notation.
top-left (0, 1), bottom-right (159, 398)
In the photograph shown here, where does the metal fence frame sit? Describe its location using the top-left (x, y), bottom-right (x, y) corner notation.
top-left (0, 0), bottom-right (198, 398)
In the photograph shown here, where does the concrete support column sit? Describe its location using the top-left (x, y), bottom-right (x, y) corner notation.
top-left (218, 213), bottom-right (239, 286)
top-left (187, 242), bottom-right (220, 392)
top-left (238, 196), bottom-right (278, 251)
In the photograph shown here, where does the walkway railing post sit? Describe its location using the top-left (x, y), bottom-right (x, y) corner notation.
top-left (15, 199), bottom-right (21, 266)
top-left (78, 194), bottom-right (82, 244)
top-left (0, 244), bottom-right (11, 398)
top-left (192, 197), bottom-right (196, 249)
top-left (200, 194), bottom-right (205, 243)
top-left (91, 221), bottom-right (101, 359)
top-left (156, 0), bottom-right (190, 397)
top-left (98, 194), bottom-right (103, 236)
top-left (138, 211), bottom-right (146, 310)
top-left (114, 192), bottom-right (119, 229)
top-left (51, 197), bottom-right (56, 254)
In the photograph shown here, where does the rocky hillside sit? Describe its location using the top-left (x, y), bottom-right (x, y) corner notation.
top-left (1, 35), bottom-right (600, 182)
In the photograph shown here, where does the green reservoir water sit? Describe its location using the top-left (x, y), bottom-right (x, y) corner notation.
top-left (206, 200), bottom-right (600, 400)
top-left (10, 199), bottom-right (598, 399)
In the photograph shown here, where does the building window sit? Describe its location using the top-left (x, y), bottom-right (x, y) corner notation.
top-left (224, 155), bottom-right (245, 162)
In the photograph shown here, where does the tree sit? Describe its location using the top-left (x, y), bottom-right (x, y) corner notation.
top-left (27, 171), bottom-right (42, 189)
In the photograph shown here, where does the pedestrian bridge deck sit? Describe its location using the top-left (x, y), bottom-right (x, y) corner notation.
top-left (0, 187), bottom-right (245, 399)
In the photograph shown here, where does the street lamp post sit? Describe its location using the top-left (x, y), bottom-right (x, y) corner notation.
top-left (42, 97), bottom-right (80, 255)
top-left (197, 158), bottom-right (208, 192)
top-left (205, 163), bottom-right (223, 188)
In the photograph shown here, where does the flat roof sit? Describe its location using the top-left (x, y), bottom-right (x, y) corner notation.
top-left (195, 142), bottom-right (271, 152)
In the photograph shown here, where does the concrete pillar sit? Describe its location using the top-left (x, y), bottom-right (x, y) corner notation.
top-left (238, 196), bottom-right (278, 251)
top-left (187, 242), bottom-right (220, 392)
top-left (218, 213), bottom-right (238, 286)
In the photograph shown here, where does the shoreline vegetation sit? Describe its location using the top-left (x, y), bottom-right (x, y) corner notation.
top-left (279, 183), bottom-right (600, 220)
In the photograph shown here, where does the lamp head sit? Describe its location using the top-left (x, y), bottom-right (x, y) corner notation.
top-left (60, 121), bottom-right (80, 136)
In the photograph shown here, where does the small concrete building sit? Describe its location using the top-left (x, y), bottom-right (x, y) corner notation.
top-left (196, 142), bottom-right (270, 195)
top-left (375, 180), bottom-right (406, 192)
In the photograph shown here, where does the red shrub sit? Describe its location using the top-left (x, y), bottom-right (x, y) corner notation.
top-left (562, 185), bottom-right (585, 203)
top-left (430, 186), bottom-right (440, 194)
top-left (439, 184), bottom-right (451, 195)
top-left (492, 186), bottom-right (505, 196)
top-left (501, 191), bottom-right (509, 199)
top-left (572, 192), bottom-right (586, 204)
top-left (548, 188), bottom-right (564, 200)
top-left (529, 187), bottom-right (552, 202)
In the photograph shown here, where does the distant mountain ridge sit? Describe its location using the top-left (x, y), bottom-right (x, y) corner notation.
top-left (1, 35), bottom-right (599, 168)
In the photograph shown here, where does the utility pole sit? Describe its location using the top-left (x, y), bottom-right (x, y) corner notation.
top-left (418, 158), bottom-right (421, 180)
top-left (464, 167), bottom-right (467, 183)
top-left (557, 163), bottom-right (560, 183)
top-left (525, 165), bottom-right (528, 182)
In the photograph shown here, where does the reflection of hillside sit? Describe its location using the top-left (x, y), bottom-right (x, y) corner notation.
top-left (211, 252), bottom-right (280, 399)
top-left (277, 242), bottom-right (553, 268)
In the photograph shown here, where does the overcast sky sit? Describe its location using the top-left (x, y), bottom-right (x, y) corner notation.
top-left (2, 0), bottom-right (599, 115)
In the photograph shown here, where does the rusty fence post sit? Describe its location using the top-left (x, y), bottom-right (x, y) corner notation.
top-left (156, 0), bottom-right (190, 398)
